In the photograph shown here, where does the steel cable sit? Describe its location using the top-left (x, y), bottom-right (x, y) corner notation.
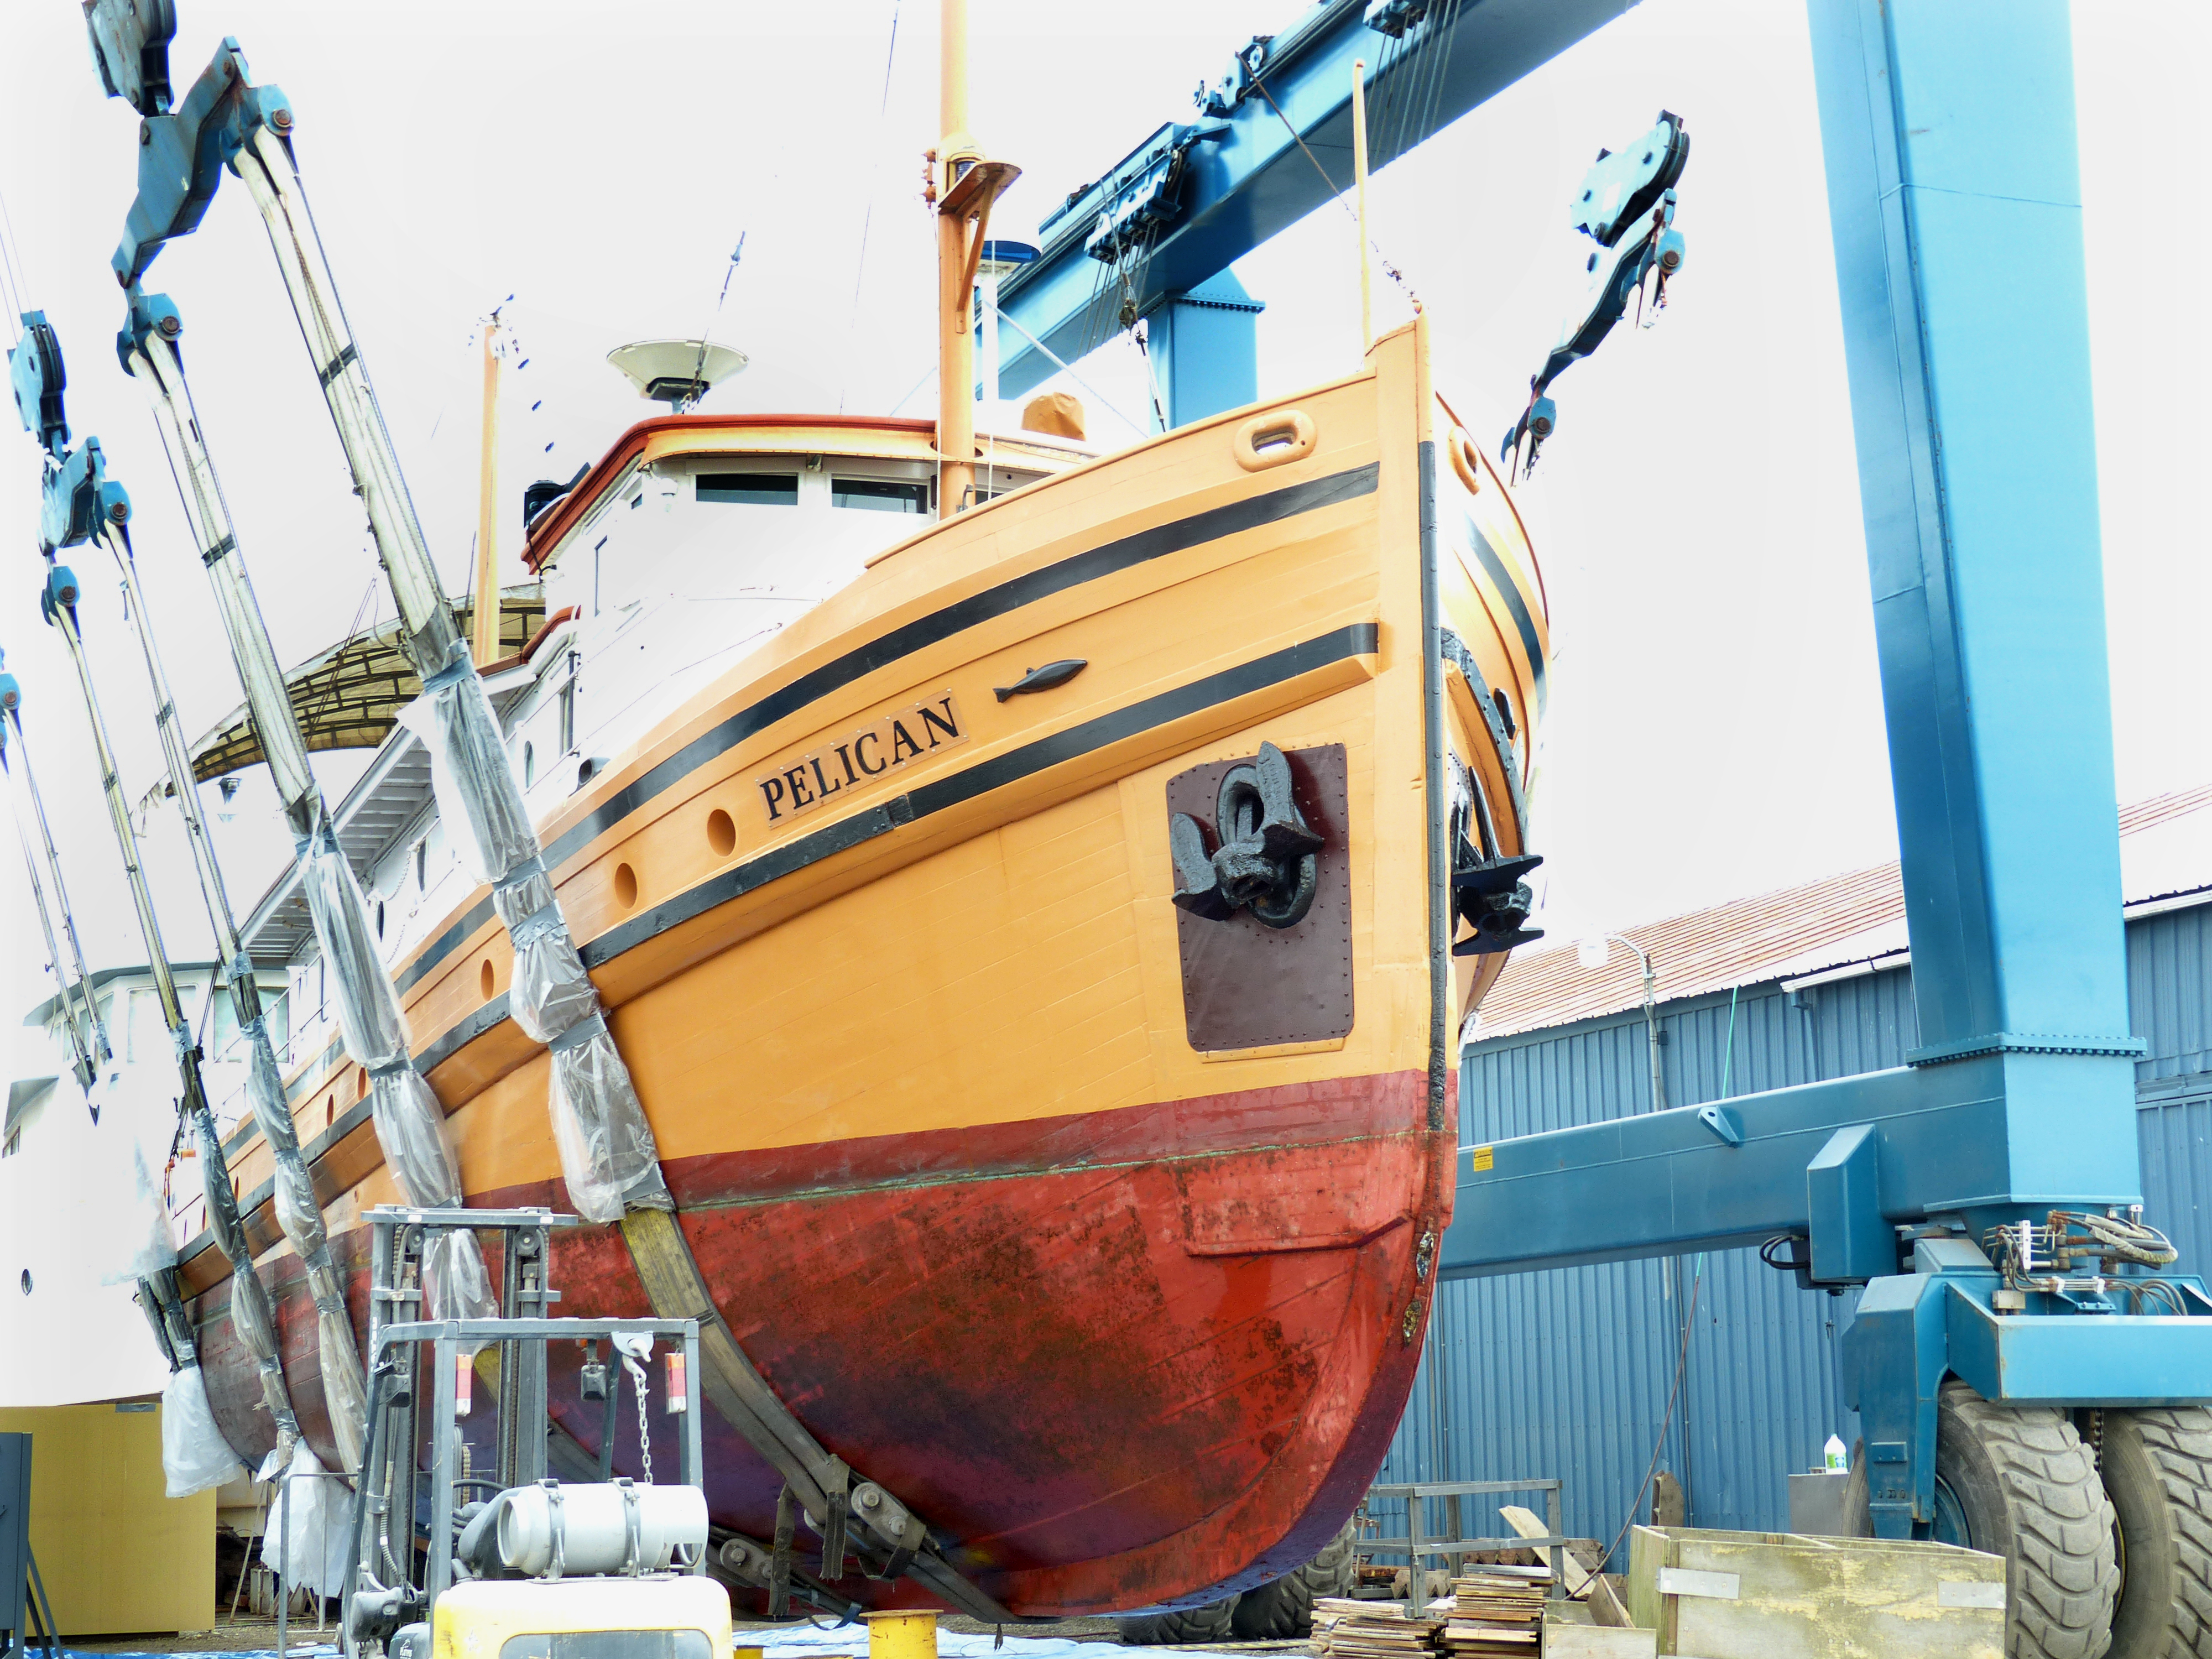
top-left (1598, 1256), bottom-right (1704, 1574)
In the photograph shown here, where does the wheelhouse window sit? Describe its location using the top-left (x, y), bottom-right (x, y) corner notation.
top-left (832, 477), bottom-right (930, 514)
top-left (698, 473), bottom-right (800, 505)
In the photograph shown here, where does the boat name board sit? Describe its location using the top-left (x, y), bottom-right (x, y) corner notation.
top-left (754, 691), bottom-right (969, 825)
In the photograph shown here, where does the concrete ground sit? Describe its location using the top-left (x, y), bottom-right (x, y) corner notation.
top-left (55, 1612), bottom-right (1306, 1656)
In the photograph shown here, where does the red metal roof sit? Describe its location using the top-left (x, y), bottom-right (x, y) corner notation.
top-left (1472, 784), bottom-right (2212, 1042)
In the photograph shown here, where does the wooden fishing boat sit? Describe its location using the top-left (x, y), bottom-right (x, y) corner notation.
top-left (174, 311), bottom-right (1548, 1615)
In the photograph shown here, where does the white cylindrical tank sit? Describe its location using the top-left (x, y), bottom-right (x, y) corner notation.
top-left (496, 1481), bottom-right (708, 1576)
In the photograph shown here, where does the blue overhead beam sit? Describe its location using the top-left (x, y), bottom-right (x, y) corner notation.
top-left (995, 0), bottom-right (1638, 401)
top-left (1444, 0), bottom-right (2144, 1279)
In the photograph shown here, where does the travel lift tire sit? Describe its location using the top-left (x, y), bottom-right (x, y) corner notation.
top-left (2099, 1407), bottom-right (2212, 1659)
top-left (1229, 1519), bottom-right (1362, 1639)
top-left (1116, 1593), bottom-right (1241, 1646)
top-left (1117, 1519), bottom-right (1361, 1645)
top-left (1845, 1381), bottom-right (2118, 1658)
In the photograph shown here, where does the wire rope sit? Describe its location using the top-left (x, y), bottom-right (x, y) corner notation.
top-left (1718, 983), bottom-right (1739, 1097)
top-left (1248, 70), bottom-right (1421, 312)
top-left (0, 177), bottom-right (32, 342)
top-left (840, 0), bottom-right (903, 415)
top-left (1598, 1255), bottom-right (1704, 1573)
top-left (686, 232), bottom-right (746, 413)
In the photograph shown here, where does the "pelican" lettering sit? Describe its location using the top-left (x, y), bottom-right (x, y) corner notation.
top-left (754, 691), bottom-right (969, 826)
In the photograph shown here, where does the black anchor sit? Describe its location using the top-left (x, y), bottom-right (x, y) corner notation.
top-left (1451, 852), bottom-right (1544, 955)
top-left (1170, 742), bottom-right (1324, 929)
top-left (1446, 778), bottom-right (1543, 956)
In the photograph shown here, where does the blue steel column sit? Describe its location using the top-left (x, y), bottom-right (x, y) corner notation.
top-left (1145, 273), bottom-right (1266, 429)
top-left (1806, 0), bottom-right (2142, 1217)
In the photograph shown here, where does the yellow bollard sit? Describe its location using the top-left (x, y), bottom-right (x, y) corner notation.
top-left (863, 1610), bottom-right (941, 1659)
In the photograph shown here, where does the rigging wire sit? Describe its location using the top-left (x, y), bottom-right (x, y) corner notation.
top-left (1598, 1253), bottom-right (1705, 1573)
top-left (1248, 64), bottom-right (1422, 313)
top-left (994, 306), bottom-right (1152, 437)
top-left (686, 233), bottom-right (747, 411)
top-left (294, 575), bottom-right (381, 749)
top-left (1129, 325), bottom-right (1167, 432)
top-left (0, 176), bottom-right (32, 342)
top-left (888, 362), bottom-right (937, 418)
top-left (1384, 0), bottom-right (1463, 182)
top-left (841, 0), bottom-right (904, 415)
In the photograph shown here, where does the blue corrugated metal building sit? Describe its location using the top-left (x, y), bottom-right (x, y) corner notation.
top-left (1373, 790), bottom-right (2212, 1551)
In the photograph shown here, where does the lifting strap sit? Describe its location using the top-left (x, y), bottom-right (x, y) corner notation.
top-left (617, 1207), bottom-right (1017, 1623)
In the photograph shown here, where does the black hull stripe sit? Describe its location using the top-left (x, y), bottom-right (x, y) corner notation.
top-left (389, 461), bottom-right (1380, 1003)
top-left (192, 624), bottom-right (1379, 1265)
top-left (582, 624), bottom-right (1380, 969)
top-left (259, 462), bottom-right (1380, 1131)
top-left (1463, 513), bottom-right (1547, 719)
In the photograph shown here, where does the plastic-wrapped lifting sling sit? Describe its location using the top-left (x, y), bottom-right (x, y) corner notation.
top-left (241, 1004), bottom-right (370, 1454)
top-left (302, 829), bottom-right (493, 1323)
top-left (235, 116), bottom-right (670, 1225)
top-left (108, 522), bottom-right (371, 1470)
top-left (120, 327), bottom-right (497, 1354)
top-left (401, 659), bottom-right (671, 1223)
top-left (118, 1126), bottom-right (248, 1497)
top-left (40, 583), bottom-right (310, 1475)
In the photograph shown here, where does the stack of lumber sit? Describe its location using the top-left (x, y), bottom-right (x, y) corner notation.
top-left (1438, 1568), bottom-right (1550, 1656)
top-left (1311, 1598), bottom-right (1442, 1659)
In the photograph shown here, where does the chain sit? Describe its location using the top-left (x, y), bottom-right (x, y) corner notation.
top-left (630, 1354), bottom-right (654, 1485)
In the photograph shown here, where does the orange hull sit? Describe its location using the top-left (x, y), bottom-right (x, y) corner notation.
top-left (180, 317), bottom-right (1548, 1613)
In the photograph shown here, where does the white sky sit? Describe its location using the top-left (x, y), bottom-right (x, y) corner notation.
top-left (0, 0), bottom-right (2205, 1081)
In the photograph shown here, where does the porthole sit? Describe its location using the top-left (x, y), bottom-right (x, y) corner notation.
top-left (357, 1068), bottom-right (369, 1101)
top-left (325, 1096), bottom-right (335, 1128)
top-left (524, 741), bottom-right (536, 787)
top-left (706, 809), bottom-right (735, 858)
top-left (614, 862), bottom-right (639, 909)
top-left (376, 899), bottom-right (387, 938)
top-left (19, 1269), bottom-right (30, 1296)
top-left (481, 959), bottom-right (495, 1000)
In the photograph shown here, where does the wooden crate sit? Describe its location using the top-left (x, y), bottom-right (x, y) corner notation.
top-left (1542, 1613), bottom-right (1659, 1657)
top-left (1626, 1526), bottom-right (2004, 1658)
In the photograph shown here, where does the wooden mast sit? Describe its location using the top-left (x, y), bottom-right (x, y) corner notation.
top-left (936, 0), bottom-right (975, 519)
top-left (472, 317), bottom-right (502, 665)
top-left (1352, 61), bottom-right (1372, 349)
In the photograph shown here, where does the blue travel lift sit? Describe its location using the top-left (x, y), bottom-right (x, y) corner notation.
top-left (999, 0), bottom-right (2212, 1652)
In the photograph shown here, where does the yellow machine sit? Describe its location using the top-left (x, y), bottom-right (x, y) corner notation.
top-left (426, 1575), bottom-right (731, 1659)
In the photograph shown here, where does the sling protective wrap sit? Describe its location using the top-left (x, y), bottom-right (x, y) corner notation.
top-left (119, 1130), bottom-right (248, 1497)
top-left (401, 660), bottom-right (670, 1224)
top-left (301, 830), bottom-right (494, 1325)
top-left (190, 1097), bottom-right (300, 1458)
top-left (239, 1006), bottom-right (367, 1463)
top-left (163, 1361), bottom-right (247, 1498)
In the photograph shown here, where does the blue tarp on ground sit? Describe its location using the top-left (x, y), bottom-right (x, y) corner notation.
top-left (58, 1627), bottom-right (1184, 1659)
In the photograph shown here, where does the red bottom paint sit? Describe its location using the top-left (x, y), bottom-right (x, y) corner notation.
top-left (194, 1070), bottom-right (1454, 1616)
